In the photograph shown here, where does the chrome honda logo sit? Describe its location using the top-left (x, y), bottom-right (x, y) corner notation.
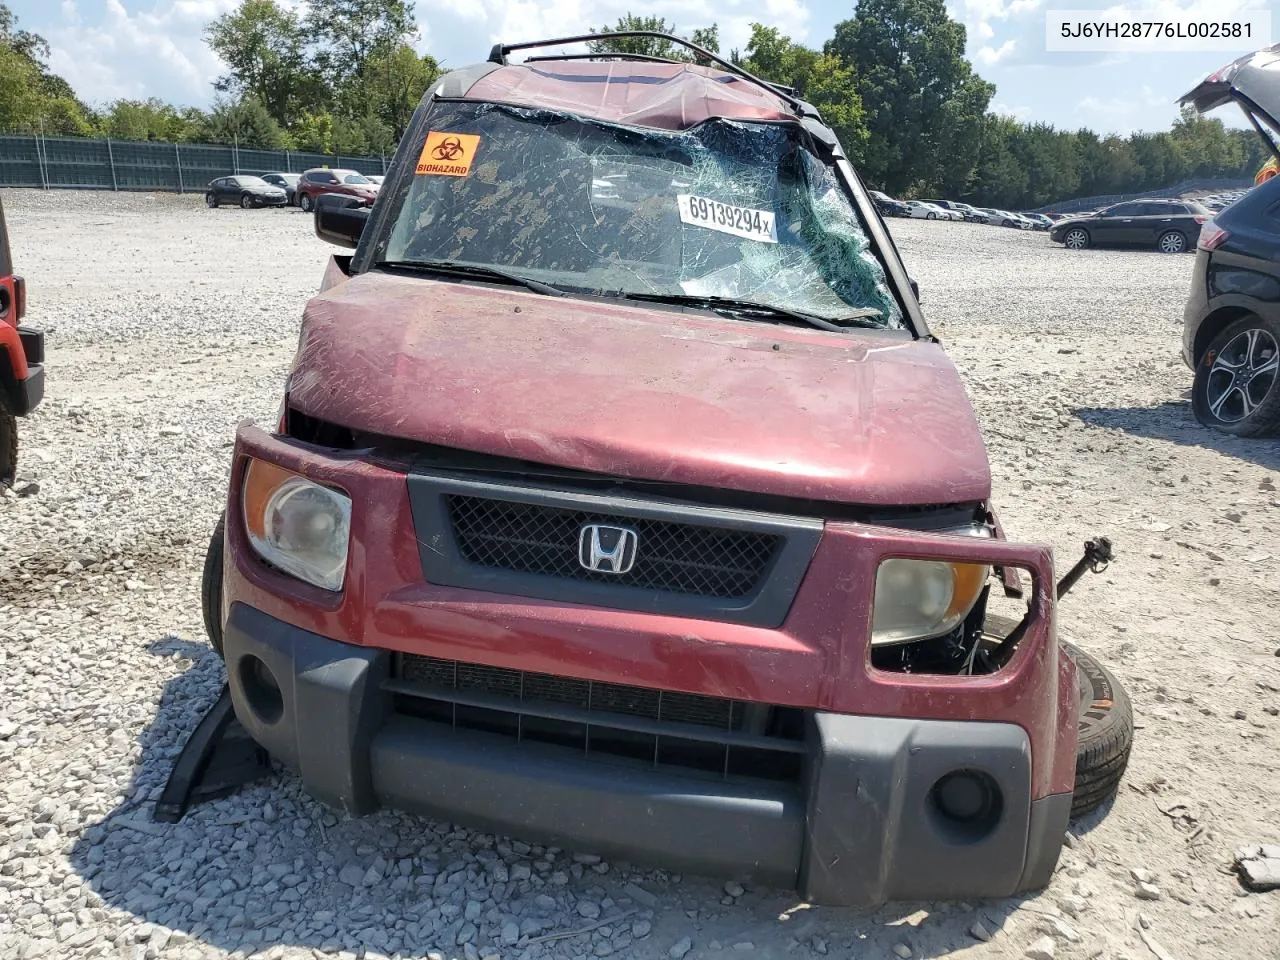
top-left (578, 524), bottom-right (639, 574)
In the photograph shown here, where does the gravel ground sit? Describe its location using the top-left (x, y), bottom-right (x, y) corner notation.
top-left (1, 190), bottom-right (1278, 960)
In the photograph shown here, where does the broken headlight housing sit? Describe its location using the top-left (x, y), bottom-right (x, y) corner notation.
top-left (871, 525), bottom-right (992, 646)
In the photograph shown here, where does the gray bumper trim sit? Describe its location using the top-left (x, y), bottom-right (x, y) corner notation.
top-left (223, 603), bottom-right (1068, 906)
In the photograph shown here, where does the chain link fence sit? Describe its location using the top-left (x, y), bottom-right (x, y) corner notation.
top-left (0, 134), bottom-right (388, 192)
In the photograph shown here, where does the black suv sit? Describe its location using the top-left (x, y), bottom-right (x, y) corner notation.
top-left (1178, 44), bottom-right (1280, 435)
top-left (1050, 199), bottom-right (1209, 253)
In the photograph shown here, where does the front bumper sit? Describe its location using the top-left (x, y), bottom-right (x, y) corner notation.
top-left (224, 601), bottom-right (1071, 906)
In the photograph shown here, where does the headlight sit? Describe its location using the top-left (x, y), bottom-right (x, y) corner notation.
top-left (242, 459), bottom-right (351, 591)
top-left (871, 525), bottom-right (991, 646)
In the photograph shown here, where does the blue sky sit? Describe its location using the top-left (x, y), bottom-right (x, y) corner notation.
top-left (10, 0), bottom-right (1278, 134)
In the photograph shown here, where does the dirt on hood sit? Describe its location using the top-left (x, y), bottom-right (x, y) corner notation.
top-left (285, 270), bottom-right (992, 507)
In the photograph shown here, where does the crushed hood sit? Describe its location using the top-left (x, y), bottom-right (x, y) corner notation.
top-left (287, 271), bottom-right (991, 507)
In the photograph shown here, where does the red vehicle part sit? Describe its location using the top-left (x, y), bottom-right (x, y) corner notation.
top-left (205, 41), bottom-right (1117, 907)
top-left (0, 196), bottom-right (44, 486)
top-left (217, 420), bottom-right (1076, 906)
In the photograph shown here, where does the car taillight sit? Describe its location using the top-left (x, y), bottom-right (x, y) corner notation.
top-left (1198, 222), bottom-right (1229, 251)
top-left (1194, 215), bottom-right (1206, 223)
top-left (12, 277), bottom-right (24, 322)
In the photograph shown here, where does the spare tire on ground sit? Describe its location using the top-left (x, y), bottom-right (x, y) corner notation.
top-left (1064, 641), bottom-right (1133, 817)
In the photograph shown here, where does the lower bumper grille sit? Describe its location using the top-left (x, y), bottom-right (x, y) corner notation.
top-left (389, 655), bottom-right (806, 785)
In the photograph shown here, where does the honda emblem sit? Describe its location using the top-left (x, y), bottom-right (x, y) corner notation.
top-left (578, 524), bottom-right (639, 574)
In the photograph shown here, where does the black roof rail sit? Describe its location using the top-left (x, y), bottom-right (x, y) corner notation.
top-left (523, 52), bottom-right (683, 65)
top-left (487, 31), bottom-right (812, 117)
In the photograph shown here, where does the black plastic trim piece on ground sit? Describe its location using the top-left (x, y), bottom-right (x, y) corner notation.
top-left (152, 684), bottom-right (272, 823)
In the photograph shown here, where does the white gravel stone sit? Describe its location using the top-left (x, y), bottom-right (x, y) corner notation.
top-left (669, 936), bottom-right (693, 959)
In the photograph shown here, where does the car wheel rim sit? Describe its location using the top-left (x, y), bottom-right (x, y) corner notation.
top-left (206, 195), bottom-right (214, 207)
top-left (1206, 327), bottom-right (1280, 423)
top-left (1160, 233), bottom-right (1183, 253)
top-left (1065, 230), bottom-right (1086, 249)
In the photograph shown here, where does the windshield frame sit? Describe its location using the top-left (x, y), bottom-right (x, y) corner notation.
top-left (351, 94), bottom-right (929, 340)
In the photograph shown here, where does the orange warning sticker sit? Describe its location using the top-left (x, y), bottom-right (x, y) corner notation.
top-left (416, 132), bottom-right (481, 177)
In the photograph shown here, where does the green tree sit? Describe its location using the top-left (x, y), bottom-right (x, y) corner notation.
top-left (306, 0), bottom-right (417, 87)
top-left (205, 0), bottom-right (312, 128)
top-left (201, 95), bottom-right (286, 149)
top-left (736, 24), bottom-right (819, 90)
top-left (351, 42), bottom-right (440, 142)
top-left (826, 0), bottom-right (993, 195)
top-left (588, 15), bottom-right (720, 61)
top-left (101, 98), bottom-right (200, 142)
top-left (0, 1), bottom-right (94, 134)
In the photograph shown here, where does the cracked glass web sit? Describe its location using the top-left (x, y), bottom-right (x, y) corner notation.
top-left (380, 101), bottom-right (903, 327)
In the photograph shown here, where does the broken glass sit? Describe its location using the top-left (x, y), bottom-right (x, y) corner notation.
top-left (377, 101), bottom-right (903, 328)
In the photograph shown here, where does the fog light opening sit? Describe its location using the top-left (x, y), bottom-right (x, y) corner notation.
top-left (238, 654), bottom-right (284, 726)
top-left (929, 769), bottom-right (1003, 841)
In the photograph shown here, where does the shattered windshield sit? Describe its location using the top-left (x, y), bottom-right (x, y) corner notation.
top-left (376, 101), bottom-right (903, 328)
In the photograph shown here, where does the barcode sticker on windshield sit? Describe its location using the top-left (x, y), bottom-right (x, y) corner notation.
top-left (677, 194), bottom-right (777, 243)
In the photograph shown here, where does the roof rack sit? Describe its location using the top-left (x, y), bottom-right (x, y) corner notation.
top-left (524, 52), bottom-right (683, 65)
top-left (487, 31), bottom-right (811, 116)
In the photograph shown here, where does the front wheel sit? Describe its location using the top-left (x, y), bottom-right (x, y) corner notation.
top-left (300, 192), bottom-right (314, 212)
top-left (927, 211), bottom-right (937, 220)
top-left (201, 513), bottom-right (226, 658)
top-left (1063, 227), bottom-right (1089, 250)
top-left (0, 410), bottom-right (15, 487)
top-left (240, 193), bottom-right (255, 210)
top-left (1157, 230), bottom-right (1186, 254)
top-left (205, 193), bottom-right (218, 209)
top-left (1192, 315), bottom-right (1280, 436)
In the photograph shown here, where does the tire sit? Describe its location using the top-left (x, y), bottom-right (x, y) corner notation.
top-left (1192, 314), bottom-right (1280, 436)
top-left (1064, 642), bottom-right (1133, 818)
top-left (300, 192), bottom-right (314, 213)
top-left (927, 211), bottom-right (937, 220)
top-left (205, 193), bottom-right (217, 209)
top-left (0, 410), bottom-right (15, 487)
top-left (201, 513), bottom-right (226, 658)
top-left (1063, 227), bottom-right (1089, 250)
top-left (240, 193), bottom-right (255, 210)
top-left (1157, 230), bottom-right (1186, 254)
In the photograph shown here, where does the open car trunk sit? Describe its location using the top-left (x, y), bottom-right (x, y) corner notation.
top-left (1179, 44), bottom-right (1280, 165)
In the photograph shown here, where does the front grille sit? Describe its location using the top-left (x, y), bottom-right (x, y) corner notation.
top-left (446, 495), bottom-right (780, 599)
top-left (390, 655), bottom-right (806, 785)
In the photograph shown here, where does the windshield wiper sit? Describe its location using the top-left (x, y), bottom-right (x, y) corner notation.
top-left (376, 260), bottom-right (566, 297)
top-left (619, 292), bottom-right (882, 332)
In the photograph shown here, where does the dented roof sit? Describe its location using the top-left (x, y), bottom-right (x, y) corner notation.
top-left (461, 60), bottom-right (798, 131)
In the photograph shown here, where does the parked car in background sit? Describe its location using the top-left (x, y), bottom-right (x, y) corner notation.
top-left (926, 200), bottom-right (987, 223)
top-left (261, 173), bottom-right (301, 206)
top-left (296, 169), bottom-right (379, 212)
top-left (366, 175), bottom-right (385, 188)
top-left (205, 176), bottom-right (289, 209)
top-left (1179, 42), bottom-right (1280, 434)
top-left (1050, 199), bottom-right (1209, 252)
top-left (906, 200), bottom-right (955, 220)
top-left (869, 190), bottom-right (909, 217)
top-left (1020, 213), bottom-right (1053, 231)
top-left (0, 196), bottom-right (43, 487)
top-left (977, 208), bottom-right (1020, 228)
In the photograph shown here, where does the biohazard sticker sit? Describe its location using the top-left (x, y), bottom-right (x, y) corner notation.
top-left (416, 132), bottom-right (481, 177)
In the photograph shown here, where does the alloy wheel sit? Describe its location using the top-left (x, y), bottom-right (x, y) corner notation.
top-left (1064, 228), bottom-right (1088, 250)
top-left (1158, 231), bottom-right (1185, 254)
top-left (1205, 328), bottom-right (1280, 423)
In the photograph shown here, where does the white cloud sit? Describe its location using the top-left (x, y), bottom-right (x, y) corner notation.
top-left (991, 100), bottom-right (1032, 119)
top-left (976, 21), bottom-right (995, 40)
top-left (46, 0), bottom-right (236, 106)
top-left (976, 40), bottom-right (1017, 65)
top-left (417, 0), bottom-right (810, 62)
